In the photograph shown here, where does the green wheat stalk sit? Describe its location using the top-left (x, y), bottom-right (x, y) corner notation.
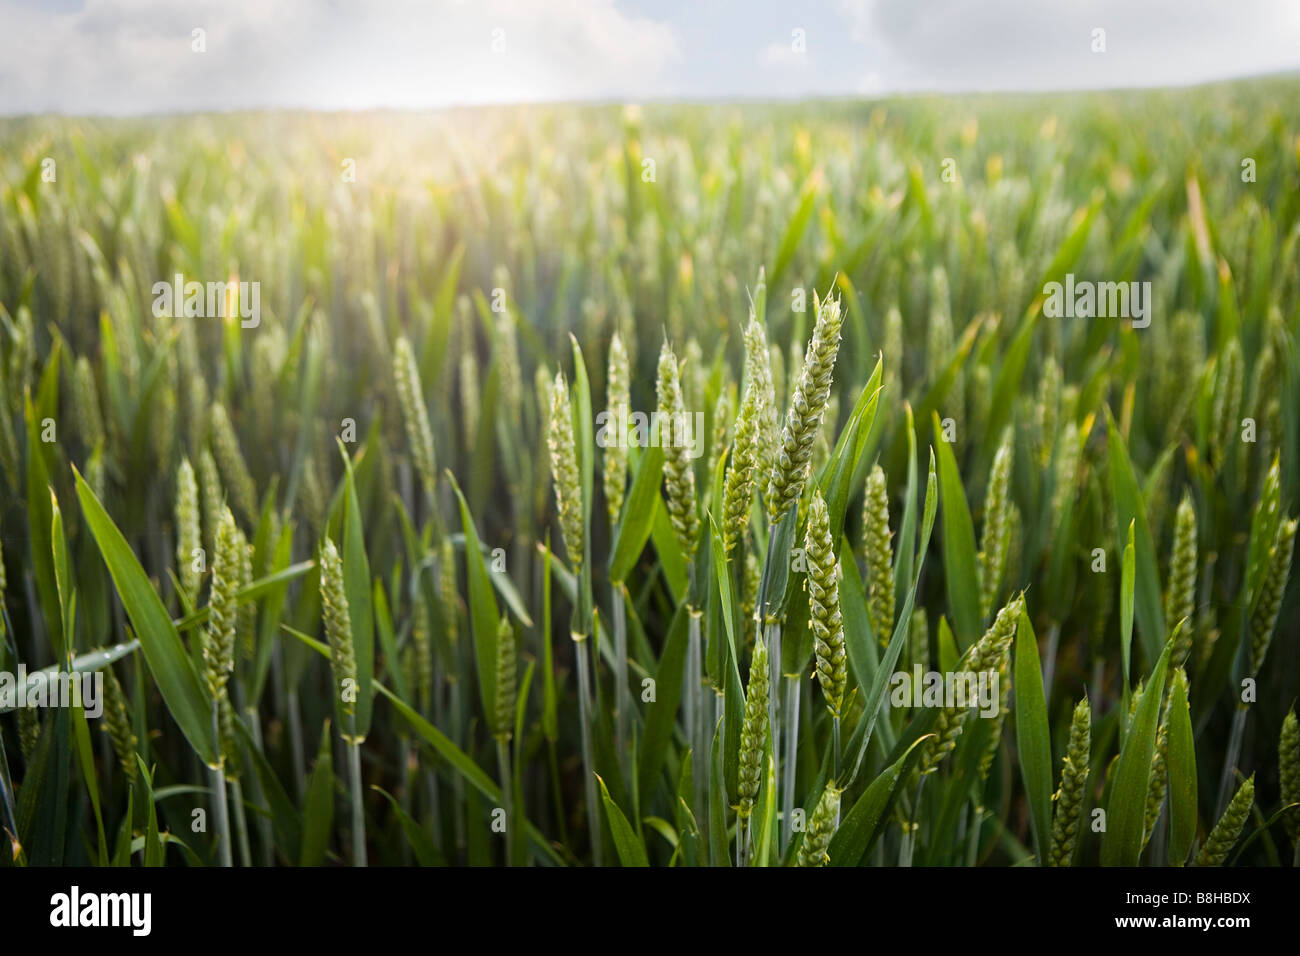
top-left (603, 331), bottom-right (630, 529)
top-left (979, 430), bottom-right (1012, 619)
top-left (320, 536), bottom-right (366, 865)
top-left (1166, 493), bottom-right (1197, 668)
top-left (795, 782), bottom-right (842, 867)
top-left (807, 489), bottom-right (845, 724)
top-left (861, 464), bottom-right (894, 646)
top-left (1195, 775), bottom-right (1254, 867)
top-left (394, 335), bottom-right (438, 503)
top-left (1048, 697), bottom-right (1091, 866)
top-left (176, 457), bottom-right (202, 602)
top-left (923, 594), bottom-right (1023, 773)
top-left (1279, 709), bottom-right (1299, 852)
top-left (736, 636), bottom-right (769, 866)
top-left (766, 292), bottom-right (843, 523)
top-left (548, 373), bottom-right (584, 573)
top-left (209, 403), bottom-right (258, 523)
top-left (1250, 516), bottom-right (1296, 674)
top-left (657, 341), bottom-right (700, 562)
top-left (101, 666), bottom-right (137, 784)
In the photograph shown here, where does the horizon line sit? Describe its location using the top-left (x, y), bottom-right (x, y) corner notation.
top-left (3, 67), bottom-right (1297, 123)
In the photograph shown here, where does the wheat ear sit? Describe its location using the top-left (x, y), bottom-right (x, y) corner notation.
top-left (1048, 696), bottom-right (1091, 866)
top-left (1194, 774), bottom-right (1254, 867)
top-left (766, 293), bottom-right (843, 523)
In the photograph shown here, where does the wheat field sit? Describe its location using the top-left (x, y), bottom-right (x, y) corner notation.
top-left (0, 78), bottom-right (1298, 867)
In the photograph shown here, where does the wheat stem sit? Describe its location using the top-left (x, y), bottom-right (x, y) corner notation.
top-left (780, 675), bottom-right (800, 852)
top-left (686, 607), bottom-right (702, 817)
top-left (612, 583), bottom-right (629, 775)
top-left (497, 737), bottom-right (513, 867)
top-left (348, 714), bottom-right (367, 866)
top-left (899, 774), bottom-right (926, 866)
top-left (832, 716), bottom-right (841, 782)
top-left (737, 635), bottom-right (770, 865)
top-left (245, 705), bottom-right (274, 866)
top-left (574, 635), bottom-right (602, 866)
top-left (209, 706), bottom-right (232, 867)
top-left (966, 801), bottom-right (986, 865)
top-left (229, 777), bottom-right (252, 867)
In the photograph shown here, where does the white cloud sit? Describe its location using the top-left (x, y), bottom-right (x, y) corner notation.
top-left (1, 0), bottom-right (1296, 113)
top-left (0, 0), bottom-right (682, 114)
top-left (836, 0), bottom-right (1300, 92)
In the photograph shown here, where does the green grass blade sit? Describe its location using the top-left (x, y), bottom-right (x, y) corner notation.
top-left (21, 704), bottom-right (70, 865)
top-left (136, 756), bottom-right (163, 867)
top-left (449, 473), bottom-right (501, 740)
top-left (933, 415), bottom-right (982, 645)
top-left (708, 718), bottom-right (730, 867)
top-left (609, 445), bottom-right (664, 584)
top-left (1166, 673), bottom-right (1197, 866)
top-left (829, 736), bottom-right (928, 866)
top-left (71, 702), bottom-right (108, 865)
top-left (1034, 195), bottom-right (1102, 291)
top-left (380, 682), bottom-right (561, 864)
top-left (1120, 520), bottom-right (1136, 712)
top-left (541, 539), bottom-right (557, 742)
top-left (26, 399), bottom-right (64, 661)
top-left (373, 785), bottom-right (443, 866)
top-left (597, 774), bottom-right (649, 866)
top-left (1106, 409), bottom-right (1165, 665)
top-left (637, 604), bottom-right (689, 809)
top-left (768, 176), bottom-right (818, 287)
top-left (847, 448), bottom-right (937, 779)
top-left (338, 443), bottom-right (375, 741)
top-left (300, 720), bottom-right (334, 866)
top-left (112, 786), bottom-right (133, 867)
top-left (486, 558), bottom-right (533, 628)
top-left (234, 718), bottom-right (302, 864)
top-left (372, 580), bottom-right (406, 701)
top-left (708, 514), bottom-right (744, 692)
top-left (1101, 642), bottom-right (1172, 866)
top-left (650, 499), bottom-right (688, 603)
top-left (1014, 607), bottom-right (1052, 864)
top-left (74, 467), bottom-right (218, 766)
top-left (818, 357), bottom-right (883, 537)
top-left (892, 404), bottom-right (919, 614)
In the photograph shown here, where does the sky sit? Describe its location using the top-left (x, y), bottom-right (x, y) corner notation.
top-left (2, 0), bottom-right (1299, 115)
